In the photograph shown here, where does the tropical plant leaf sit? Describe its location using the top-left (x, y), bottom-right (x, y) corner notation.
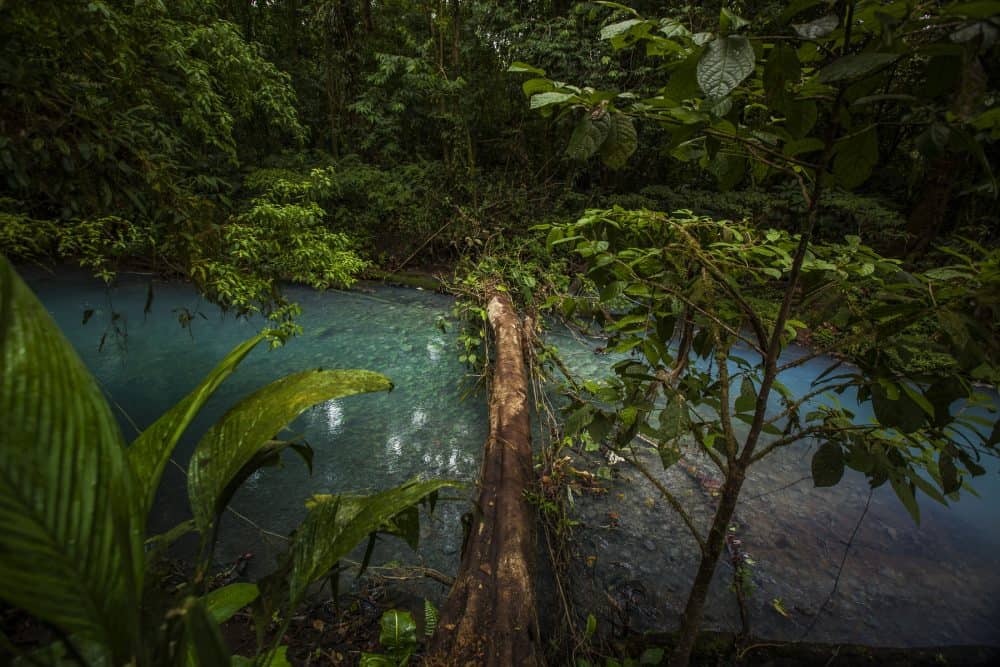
top-left (784, 99), bottom-right (818, 138)
top-left (792, 15), bottom-right (839, 39)
top-left (833, 126), bottom-right (878, 188)
top-left (697, 35), bottom-right (755, 98)
top-left (735, 377), bottom-right (756, 413)
top-left (811, 441), bottom-right (844, 487)
top-left (289, 480), bottom-right (457, 604)
top-left (530, 91), bottom-right (576, 109)
top-left (423, 599), bottom-right (439, 637)
top-left (145, 519), bottom-right (197, 565)
top-left (818, 53), bottom-right (898, 84)
top-left (522, 78), bottom-right (555, 97)
top-left (0, 257), bottom-right (142, 659)
top-left (938, 453), bottom-right (961, 495)
top-left (181, 598), bottom-right (230, 667)
top-left (657, 394), bottom-right (690, 442)
top-left (599, 112), bottom-right (638, 169)
top-left (891, 475), bottom-right (920, 523)
top-left (763, 44), bottom-right (801, 109)
top-left (779, 0), bottom-right (826, 24)
top-left (507, 61), bottom-right (545, 76)
top-left (202, 583), bottom-right (259, 624)
top-left (211, 439), bottom-right (315, 534)
top-left (187, 369), bottom-right (393, 531)
top-left (600, 18), bottom-right (645, 41)
top-left (567, 111), bottom-right (612, 161)
top-left (708, 152), bottom-right (746, 190)
top-left (871, 381), bottom-right (926, 434)
top-left (379, 609), bottom-right (418, 661)
top-left (129, 335), bottom-right (266, 523)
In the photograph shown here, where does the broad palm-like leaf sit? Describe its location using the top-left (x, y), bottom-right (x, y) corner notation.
top-left (181, 584), bottom-right (260, 666)
top-left (0, 257), bottom-right (143, 660)
top-left (187, 369), bottom-right (393, 531)
top-left (129, 334), bottom-right (266, 523)
top-left (180, 597), bottom-right (230, 667)
top-left (290, 480), bottom-right (457, 604)
top-left (202, 582), bottom-right (259, 624)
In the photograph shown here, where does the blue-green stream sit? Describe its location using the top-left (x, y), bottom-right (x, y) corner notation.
top-left (26, 270), bottom-right (1000, 648)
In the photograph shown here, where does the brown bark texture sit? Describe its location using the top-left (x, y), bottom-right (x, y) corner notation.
top-left (427, 290), bottom-right (541, 666)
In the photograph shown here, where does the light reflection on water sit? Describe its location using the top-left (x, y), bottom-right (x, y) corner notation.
top-left (27, 271), bottom-right (484, 579)
top-left (25, 270), bottom-right (1000, 646)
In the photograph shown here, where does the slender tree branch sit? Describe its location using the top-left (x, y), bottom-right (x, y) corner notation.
top-left (750, 424), bottom-right (876, 464)
top-left (762, 380), bottom-right (857, 429)
top-left (799, 488), bottom-right (874, 640)
top-left (672, 226), bottom-right (770, 352)
top-left (625, 445), bottom-right (707, 554)
top-left (713, 326), bottom-right (739, 462)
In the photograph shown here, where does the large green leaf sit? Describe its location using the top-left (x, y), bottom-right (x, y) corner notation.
top-left (530, 91), bottom-right (575, 109)
top-left (181, 598), bottom-right (230, 667)
top-left (600, 18), bottom-right (644, 41)
top-left (289, 479), bottom-right (457, 604)
top-left (187, 369), bottom-right (393, 531)
top-left (657, 394), bottom-right (690, 442)
top-left (792, 15), bottom-right (839, 39)
top-left (202, 583), bottom-right (259, 624)
top-left (811, 441), bottom-right (845, 487)
top-left (871, 381), bottom-right (926, 434)
top-left (598, 112), bottom-right (638, 170)
top-left (378, 609), bottom-right (417, 662)
top-left (779, 0), bottom-right (826, 24)
top-left (891, 475), bottom-right (921, 524)
top-left (508, 61), bottom-right (546, 76)
top-left (833, 126), bottom-right (878, 188)
top-left (0, 257), bottom-right (143, 659)
top-left (707, 152), bottom-right (746, 190)
top-left (784, 99), bottom-right (818, 138)
top-left (180, 585), bottom-right (258, 667)
top-left (697, 35), bottom-right (755, 98)
top-left (567, 111), bottom-right (612, 161)
top-left (763, 44), bottom-right (801, 110)
top-left (129, 335), bottom-right (266, 523)
top-left (818, 53), bottom-right (898, 84)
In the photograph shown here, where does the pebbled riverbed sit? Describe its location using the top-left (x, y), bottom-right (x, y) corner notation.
top-left (27, 270), bottom-right (1000, 647)
top-left (552, 329), bottom-right (1000, 648)
top-left (27, 270), bottom-right (484, 584)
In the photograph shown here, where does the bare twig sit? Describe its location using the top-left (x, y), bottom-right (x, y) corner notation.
top-left (799, 487), bottom-right (874, 640)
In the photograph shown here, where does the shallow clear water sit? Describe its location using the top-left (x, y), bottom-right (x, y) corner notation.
top-left (27, 270), bottom-right (484, 580)
top-left (26, 270), bottom-right (1000, 646)
top-left (551, 330), bottom-right (1000, 647)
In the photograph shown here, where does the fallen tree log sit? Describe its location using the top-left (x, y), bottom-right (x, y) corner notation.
top-left (427, 289), bottom-right (541, 666)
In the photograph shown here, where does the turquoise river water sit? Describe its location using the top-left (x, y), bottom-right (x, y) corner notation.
top-left (25, 270), bottom-right (1000, 648)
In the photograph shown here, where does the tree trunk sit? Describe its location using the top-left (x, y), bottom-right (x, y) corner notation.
top-left (669, 468), bottom-right (746, 667)
top-left (451, 0), bottom-right (461, 71)
top-left (361, 0), bottom-right (374, 33)
top-left (428, 290), bottom-right (541, 667)
top-left (324, 43), bottom-right (340, 157)
top-left (905, 156), bottom-right (959, 258)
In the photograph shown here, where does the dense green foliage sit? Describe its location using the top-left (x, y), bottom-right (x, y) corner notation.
top-left (4, 1), bottom-right (996, 283)
top-left (2, 0), bottom-right (999, 664)
top-left (517, 2), bottom-right (1000, 663)
top-left (0, 257), bottom-right (454, 665)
